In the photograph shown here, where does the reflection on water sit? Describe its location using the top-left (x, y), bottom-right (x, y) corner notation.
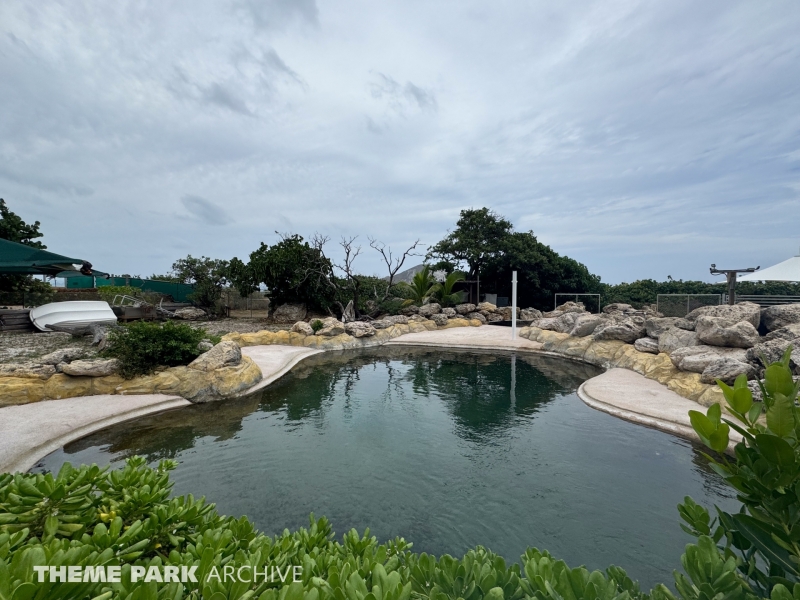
top-left (35, 347), bottom-right (739, 590)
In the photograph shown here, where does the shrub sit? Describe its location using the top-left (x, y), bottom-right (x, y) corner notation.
top-left (101, 320), bottom-right (207, 378)
top-left (96, 285), bottom-right (142, 304)
top-left (311, 319), bottom-right (324, 333)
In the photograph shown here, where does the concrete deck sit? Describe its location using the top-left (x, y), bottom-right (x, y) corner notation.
top-left (577, 368), bottom-right (741, 453)
top-left (240, 345), bottom-right (323, 394)
top-left (387, 325), bottom-right (543, 351)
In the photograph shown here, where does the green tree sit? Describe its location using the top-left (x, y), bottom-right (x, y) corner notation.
top-left (401, 265), bottom-right (438, 307)
top-left (170, 255), bottom-right (230, 313)
top-left (0, 199), bottom-right (54, 301)
top-left (427, 208), bottom-right (513, 280)
top-left (0, 199), bottom-right (45, 248)
top-left (432, 271), bottom-right (467, 306)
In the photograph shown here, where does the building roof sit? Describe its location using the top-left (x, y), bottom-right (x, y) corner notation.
top-left (738, 253), bottom-right (800, 282)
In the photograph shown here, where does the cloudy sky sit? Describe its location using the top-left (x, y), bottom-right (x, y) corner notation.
top-left (2, 1), bottom-right (799, 284)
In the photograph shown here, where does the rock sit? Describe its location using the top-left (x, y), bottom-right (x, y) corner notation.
top-left (634, 337), bottom-right (660, 354)
top-left (602, 303), bottom-right (633, 314)
top-left (291, 321), bottom-right (314, 336)
top-left (383, 315), bottom-right (409, 325)
top-left (38, 347), bottom-right (85, 365)
top-left (745, 338), bottom-right (800, 374)
top-left (187, 341), bottom-right (242, 371)
top-left (658, 327), bottom-right (700, 354)
top-left (686, 301), bottom-right (761, 328)
top-left (442, 307), bottom-right (457, 317)
top-left (645, 317), bottom-right (693, 339)
top-left (371, 319), bottom-right (393, 329)
top-left (344, 321), bottom-right (376, 338)
top-left (477, 302), bottom-right (497, 313)
top-left (59, 358), bottom-right (120, 377)
top-left (341, 300), bottom-right (356, 323)
top-left (536, 311), bottom-right (583, 334)
top-left (455, 303), bottom-right (476, 315)
top-left (430, 314), bottom-right (449, 326)
top-left (701, 359), bottom-right (757, 385)
top-left (761, 304), bottom-right (800, 332)
top-left (466, 312), bottom-right (486, 324)
top-left (592, 317), bottom-right (647, 343)
top-left (765, 323), bottom-right (800, 342)
top-left (418, 303), bottom-right (442, 317)
top-left (400, 305), bottom-right (420, 315)
top-left (0, 363), bottom-right (57, 379)
top-left (272, 303), bottom-right (308, 323)
top-left (496, 306), bottom-right (519, 320)
top-left (174, 307), bottom-right (206, 320)
top-left (408, 314), bottom-right (428, 322)
top-left (695, 316), bottom-right (760, 348)
top-left (569, 314), bottom-right (605, 337)
top-left (197, 341), bottom-right (214, 352)
top-left (486, 313), bottom-right (504, 323)
top-left (520, 308), bottom-right (542, 321)
top-left (543, 302), bottom-right (586, 318)
top-left (315, 317), bottom-right (346, 337)
top-left (670, 346), bottom-right (748, 373)
top-left (748, 380), bottom-right (764, 402)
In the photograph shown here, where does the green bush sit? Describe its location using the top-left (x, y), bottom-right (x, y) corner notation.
top-left (96, 285), bottom-right (142, 304)
top-left (101, 320), bottom-right (207, 378)
top-left (311, 319), bottom-right (324, 333)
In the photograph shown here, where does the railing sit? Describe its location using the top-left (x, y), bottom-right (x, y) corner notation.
top-left (723, 295), bottom-right (800, 307)
top-left (656, 294), bottom-right (721, 317)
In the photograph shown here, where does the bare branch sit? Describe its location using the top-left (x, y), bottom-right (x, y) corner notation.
top-left (369, 237), bottom-right (422, 301)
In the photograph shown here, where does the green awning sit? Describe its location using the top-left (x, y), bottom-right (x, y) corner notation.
top-left (0, 238), bottom-right (94, 276)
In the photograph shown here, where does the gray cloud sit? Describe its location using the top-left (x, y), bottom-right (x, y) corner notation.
top-left (0, 1), bottom-right (798, 283)
top-left (181, 195), bottom-right (234, 226)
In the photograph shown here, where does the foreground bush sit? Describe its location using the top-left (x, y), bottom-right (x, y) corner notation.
top-left (101, 321), bottom-right (210, 378)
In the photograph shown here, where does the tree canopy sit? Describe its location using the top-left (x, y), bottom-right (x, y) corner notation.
top-left (0, 199), bottom-right (45, 248)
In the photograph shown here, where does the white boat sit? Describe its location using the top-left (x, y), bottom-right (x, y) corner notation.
top-left (29, 301), bottom-right (118, 332)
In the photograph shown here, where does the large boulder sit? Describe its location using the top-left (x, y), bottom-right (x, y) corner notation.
top-left (188, 341), bottom-right (241, 372)
top-left (485, 313), bottom-right (504, 323)
top-left (761, 304), bottom-right (800, 332)
top-left (543, 302), bottom-right (586, 318)
top-left (592, 317), bottom-right (647, 343)
top-left (669, 346), bottom-right (748, 373)
top-left (59, 358), bottom-right (120, 377)
top-left (686, 301), bottom-right (761, 328)
top-left (520, 308), bottom-right (542, 321)
top-left (570, 314), bottom-right (605, 337)
top-left (272, 303), bottom-right (307, 323)
top-left (383, 315), bottom-right (409, 325)
top-left (745, 338), bottom-right (800, 375)
top-left (645, 317), bottom-right (693, 339)
top-left (174, 307), bottom-right (206, 320)
top-left (455, 303), bottom-right (477, 315)
top-left (442, 307), bottom-right (457, 318)
top-left (658, 327), bottom-right (700, 354)
top-left (602, 303), bottom-right (633, 315)
top-left (634, 337), bottom-right (660, 354)
top-left (477, 302), bottom-right (497, 313)
top-left (38, 347), bottom-right (84, 365)
top-left (315, 317), bottom-right (346, 337)
top-left (695, 317), bottom-right (760, 348)
top-left (372, 319), bottom-right (393, 329)
top-left (430, 314), bottom-right (449, 327)
top-left (537, 311), bottom-right (582, 334)
top-left (418, 303), bottom-right (442, 317)
top-left (765, 323), bottom-right (800, 342)
top-left (496, 306), bottom-right (519, 320)
top-left (700, 358), bottom-right (757, 385)
top-left (466, 312), bottom-right (486, 324)
top-left (0, 363), bottom-right (57, 378)
top-left (400, 305), bottom-right (420, 315)
top-left (344, 322), bottom-right (376, 338)
top-left (291, 321), bottom-right (314, 336)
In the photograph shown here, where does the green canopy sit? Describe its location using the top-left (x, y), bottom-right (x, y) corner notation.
top-left (0, 238), bottom-right (93, 276)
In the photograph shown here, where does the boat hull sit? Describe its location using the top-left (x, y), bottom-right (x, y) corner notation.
top-left (29, 301), bottom-right (118, 332)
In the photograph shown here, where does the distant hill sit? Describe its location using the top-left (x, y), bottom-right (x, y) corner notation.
top-left (385, 263), bottom-right (425, 284)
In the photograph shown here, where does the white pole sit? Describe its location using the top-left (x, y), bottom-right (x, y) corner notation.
top-left (511, 270), bottom-right (517, 340)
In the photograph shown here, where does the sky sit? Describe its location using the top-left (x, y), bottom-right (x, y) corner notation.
top-left (1, 1), bottom-right (799, 285)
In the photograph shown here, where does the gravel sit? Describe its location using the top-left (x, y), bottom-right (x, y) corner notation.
top-left (0, 332), bottom-right (97, 364)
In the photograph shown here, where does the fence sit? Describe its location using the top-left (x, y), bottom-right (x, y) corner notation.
top-left (554, 293), bottom-right (601, 314)
top-left (722, 295), bottom-right (800, 307)
top-left (222, 290), bottom-right (270, 316)
top-left (656, 294), bottom-right (721, 317)
top-left (66, 276), bottom-right (195, 303)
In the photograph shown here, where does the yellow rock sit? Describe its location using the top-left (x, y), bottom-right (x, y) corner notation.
top-left (115, 375), bottom-right (158, 395)
top-left (0, 377), bottom-right (46, 406)
top-left (303, 335), bottom-right (324, 348)
top-left (643, 354), bottom-right (679, 383)
top-left (43, 374), bottom-right (93, 400)
top-left (422, 320), bottom-right (438, 331)
top-left (665, 371), bottom-right (707, 401)
top-left (441, 318), bottom-right (470, 329)
top-left (583, 340), bottom-right (626, 368)
top-left (697, 385), bottom-right (726, 408)
top-left (468, 319), bottom-right (482, 327)
top-left (557, 336), bottom-right (594, 360)
top-left (287, 332), bottom-right (307, 346)
top-left (612, 345), bottom-right (656, 376)
top-left (408, 322), bottom-right (427, 333)
top-left (90, 375), bottom-right (127, 395)
top-left (538, 330), bottom-right (570, 349)
top-left (202, 356), bottom-right (263, 399)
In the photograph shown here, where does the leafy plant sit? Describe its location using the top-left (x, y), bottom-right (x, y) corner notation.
top-left (431, 271), bottom-right (467, 307)
top-left (170, 255), bottom-right (230, 314)
top-left (311, 319), bottom-right (324, 333)
top-left (96, 285), bottom-right (142, 304)
top-left (101, 320), bottom-right (208, 378)
top-left (401, 266), bottom-right (438, 307)
top-left (685, 346), bottom-right (800, 597)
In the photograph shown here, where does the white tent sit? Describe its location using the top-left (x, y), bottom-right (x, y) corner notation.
top-left (739, 252), bottom-right (800, 282)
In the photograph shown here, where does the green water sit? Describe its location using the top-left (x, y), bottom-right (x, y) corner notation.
top-left (36, 347), bottom-right (739, 590)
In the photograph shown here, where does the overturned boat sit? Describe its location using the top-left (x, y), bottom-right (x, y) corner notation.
top-left (29, 301), bottom-right (118, 332)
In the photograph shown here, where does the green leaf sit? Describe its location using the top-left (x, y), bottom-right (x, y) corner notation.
top-left (755, 434), bottom-right (796, 467)
top-left (709, 423), bottom-right (730, 453)
top-left (765, 364), bottom-right (795, 398)
top-left (748, 403), bottom-right (763, 425)
top-left (43, 516), bottom-right (58, 537)
top-left (767, 393), bottom-right (796, 438)
top-left (731, 513), bottom-right (800, 576)
top-left (690, 411), bottom-right (715, 441)
top-left (707, 403), bottom-right (722, 426)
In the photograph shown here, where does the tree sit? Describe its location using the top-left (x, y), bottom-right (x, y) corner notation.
top-left (170, 255), bottom-right (230, 313)
top-left (0, 199), bottom-right (45, 248)
top-left (402, 266), bottom-right (438, 307)
top-left (431, 271), bottom-right (467, 306)
top-left (426, 208), bottom-right (513, 279)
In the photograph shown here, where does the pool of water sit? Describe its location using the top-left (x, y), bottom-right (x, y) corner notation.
top-left (35, 347), bottom-right (739, 590)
